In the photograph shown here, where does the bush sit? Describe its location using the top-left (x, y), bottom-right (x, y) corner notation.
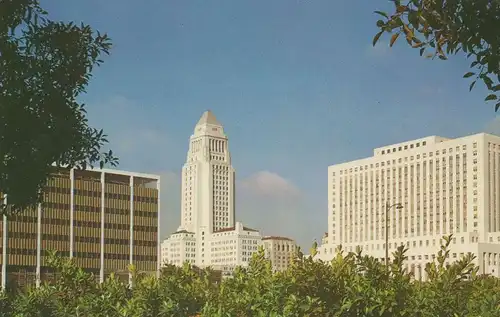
top-left (1, 235), bottom-right (499, 316)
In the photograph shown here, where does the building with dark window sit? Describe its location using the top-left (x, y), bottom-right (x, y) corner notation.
top-left (0, 167), bottom-right (160, 289)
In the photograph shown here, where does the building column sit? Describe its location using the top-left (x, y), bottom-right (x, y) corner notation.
top-left (69, 169), bottom-right (75, 258)
top-left (157, 178), bottom-right (161, 277)
top-left (100, 172), bottom-right (105, 283)
top-left (129, 176), bottom-right (134, 286)
top-left (36, 203), bottom-right (42, 287)
top-left (1, 194), bottom-right (7, 290)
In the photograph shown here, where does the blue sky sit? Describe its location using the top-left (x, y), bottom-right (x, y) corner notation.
top-left (42, 0), bottom-right (499, 249)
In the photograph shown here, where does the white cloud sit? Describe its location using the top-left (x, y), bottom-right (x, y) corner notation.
top-left (485, 116), bottom-right (500, 136)
top-left (237, 171), bottom-right (318, 250)
top-left (239, 171), bottom-right (301, 198)
top-left (157, 169), bottom-right (318, 250)
top-left (88, 96), bottom-right (319, 249)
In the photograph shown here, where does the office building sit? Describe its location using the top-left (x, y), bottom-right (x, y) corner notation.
top-left (161, 229), bottom-right (196, 266)
top-left (326, 133), bottom-right (500, 279)
top-left (314, 232), bottom-right (331, 261)
top-left (210, 222), bottom-right (261, 276)
top-left (161, 111), bottom-right (262, 271)
top-left (180, 110), bottom-right (236, 234)
top-left (262, 236), bottom-right (297, 271)
top-left (0, 167), bottom-right (160, 289)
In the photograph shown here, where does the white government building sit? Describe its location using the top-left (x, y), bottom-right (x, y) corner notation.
top-left (320, 133), bottom-right (500, 279)
top-left (262, 236), bottom-right (297, 272)
top-left (161, 111), bottom-right (296, 274)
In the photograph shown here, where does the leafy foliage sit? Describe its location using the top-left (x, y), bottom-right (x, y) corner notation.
top-left (373, 0), bottom-right (500, 111)
top-left (0, 0), bottom-right (118, 215)
top-left (1, 236), bottom-right (500, 316)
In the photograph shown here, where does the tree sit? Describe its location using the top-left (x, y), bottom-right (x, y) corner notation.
top-left (2, 237), bottom-right (500, 316)
top-left (372, 0), bottom-right (500, 111)
top-left (0, 0), bottom-right (118, 215)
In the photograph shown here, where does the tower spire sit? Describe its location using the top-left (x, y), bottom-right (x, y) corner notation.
top-left (196, 110), bottom-right (221, 127)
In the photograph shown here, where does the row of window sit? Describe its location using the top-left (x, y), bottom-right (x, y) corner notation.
top-left (2, 249), bottom-right (80, 258)
top-left (381, 141), bottom-right (427, 154)
top-left (9, 215), bottom-right (71, 226)
top-left (75, 236), bottom-right (156, 247)
top-left (5, 216), bottom-right (155, 233)
top-left (335, 162), bottom-right (471, 182)
top-left (3, 231), bottom-right (155, 247)
top-left (0, 248), bottom-right (157, 261)
top-left (45, 202), bottom-right (157, 218)
top-left (45, 187), bottom-right (158, 204)
top-left (336, 151), bottom-right (476, 177)
top-left (73, 252), bottom-right (156, 262)
top-left (73, 220), bottom-right (157, 232)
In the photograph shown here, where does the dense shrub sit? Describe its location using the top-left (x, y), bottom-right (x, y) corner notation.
top-left (1, 235), bottom-right (499, 316)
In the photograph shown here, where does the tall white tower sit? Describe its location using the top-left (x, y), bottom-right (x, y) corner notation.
top-left (180, 110), bottom-right (236, 234)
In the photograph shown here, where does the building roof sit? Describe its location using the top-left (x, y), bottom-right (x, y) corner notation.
top-left (172, 230), bottom-right (194, 235)
top-left (50, 164), bottom-right (160, 180)
top-left (196, 110), bottom-right (221, 127)
top-left (213, 225), bottom-right (259, 233)
top-left (262, 236), bottom-right (294, 242)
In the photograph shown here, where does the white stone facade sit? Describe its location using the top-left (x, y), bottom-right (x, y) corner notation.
top-left (325, 133), bottom-right (500, 279)
top-left (160, 230), bottom-right (196, 266)
top-left (314, 232), bottom-right (332, 261)
top-left (161, 111), bottom-right (263, 270)
top-left (262, 236), bottom-right (297, 271)
top-left (209, 222), bottom-right (262, 275)
top-left (180, 110), bottom-right (236, 235)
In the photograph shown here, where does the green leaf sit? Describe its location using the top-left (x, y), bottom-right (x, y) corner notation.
top-left (485, 94), bottom-right (497, 101)
top-left (374, 11), bottom-right (389, 18)
top-left (390, 33), bottom-right (400, 47)
top-left (496, 102), bottom-right (500, 112)
top-left (469, 81), bottom-right (476, 91)
top-left (373, 31), bottom-right (384, 46)
top-left (493, 84), bottom-right (500, 92)
top-left (481, 75), bottom-right (494, 89)
top-left (463, 72), bottom-right (475, 78)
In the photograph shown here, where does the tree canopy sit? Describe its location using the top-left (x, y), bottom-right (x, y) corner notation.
top-left (0, 0), bottom-right (117, 215)
top-left (373, 0), bottom-right (500, 111)
top-left (1, 236), bottom-right (499, 316)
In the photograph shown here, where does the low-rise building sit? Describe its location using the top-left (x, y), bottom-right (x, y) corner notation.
top-left (262, 236), bottom-right (297, 271)
top-left (161, 229), bottom-right (196, 266)
top-left (315, 232), bottom-right (334, 261)
top-left (209, 222), bottom-right (262, 276)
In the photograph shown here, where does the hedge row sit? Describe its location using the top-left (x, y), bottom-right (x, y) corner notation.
top-left (1, 235), bottom-right (499, 317)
